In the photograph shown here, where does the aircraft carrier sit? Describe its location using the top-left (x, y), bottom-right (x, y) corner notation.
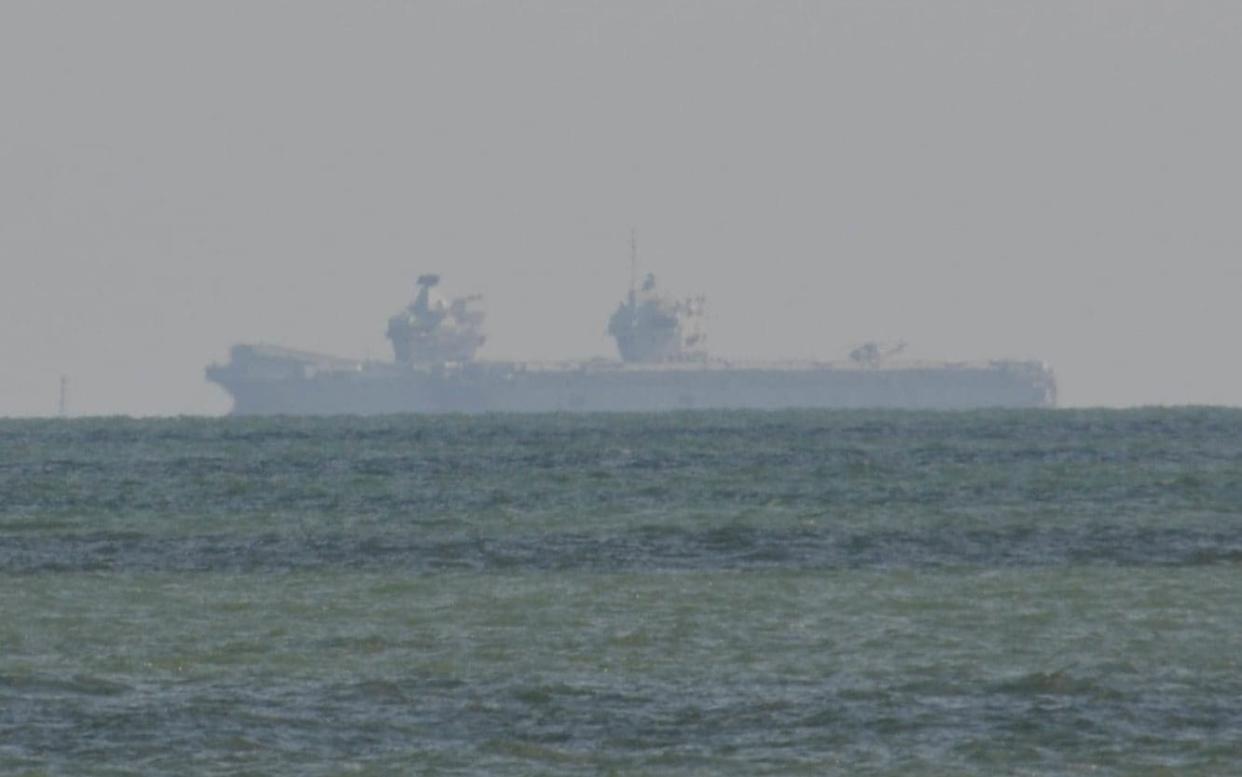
top-left (207, 272), bottom-right (1057, 415)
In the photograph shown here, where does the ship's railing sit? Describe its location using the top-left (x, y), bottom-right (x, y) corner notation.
top-left (216, 345), bottom-right (1054, 385)
top-left (465, 358), bottom-right (1051, 374)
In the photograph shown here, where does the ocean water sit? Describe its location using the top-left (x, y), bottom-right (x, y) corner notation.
top-left (2, 408), bottom-right (1241, 775)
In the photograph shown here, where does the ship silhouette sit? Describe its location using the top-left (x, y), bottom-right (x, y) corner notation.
top-left (207, 271), bottom-right (1055, 415)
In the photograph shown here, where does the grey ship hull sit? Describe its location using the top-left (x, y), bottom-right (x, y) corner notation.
top-left (207, 345), bottom-right (1056, 415)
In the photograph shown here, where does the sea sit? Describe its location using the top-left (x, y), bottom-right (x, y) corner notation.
top-left (2, 409), bottom-right (1241, 775)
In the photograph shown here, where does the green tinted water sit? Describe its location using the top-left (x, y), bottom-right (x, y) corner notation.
top-left (2, 409), bottom-right (1241, 774)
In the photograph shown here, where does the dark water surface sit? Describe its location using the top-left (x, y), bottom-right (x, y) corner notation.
top-left (3, 409), bottom-right (1241, 774)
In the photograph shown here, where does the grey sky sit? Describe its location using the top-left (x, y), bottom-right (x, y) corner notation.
top-left (2, 1), bottom-right (1239, 416)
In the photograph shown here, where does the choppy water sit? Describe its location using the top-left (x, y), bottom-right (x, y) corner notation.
top-left (3, 409), bottom-right (1242, 775)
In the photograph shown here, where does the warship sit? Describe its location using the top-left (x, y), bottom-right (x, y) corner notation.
top-left (207, 272), bottom-right (1057, 415)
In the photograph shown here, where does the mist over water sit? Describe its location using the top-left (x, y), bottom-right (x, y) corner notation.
top-left (4, 409), bottom-right (1242, 774)
top-left (4, 2), bottom-right (1242, 414)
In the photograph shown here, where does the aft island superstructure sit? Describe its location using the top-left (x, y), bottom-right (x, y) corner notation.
top-left (207, 273), bottom-right (1056, 415)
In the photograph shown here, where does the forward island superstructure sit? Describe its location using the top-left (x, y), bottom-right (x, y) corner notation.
top-left (207, 272), bottom-right (1056, 415)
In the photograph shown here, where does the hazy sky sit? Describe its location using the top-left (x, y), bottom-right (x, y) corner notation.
top-left (2, 1), bottom-right (1240, 416)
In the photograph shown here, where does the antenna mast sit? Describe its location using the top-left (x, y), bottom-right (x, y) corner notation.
top-left (629, 228), bottom-right (637, 302)
top-left (58, 375), bottom-right (68, 418)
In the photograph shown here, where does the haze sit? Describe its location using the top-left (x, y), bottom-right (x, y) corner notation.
top-left (2, 1), bottom-right (1239, 416)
